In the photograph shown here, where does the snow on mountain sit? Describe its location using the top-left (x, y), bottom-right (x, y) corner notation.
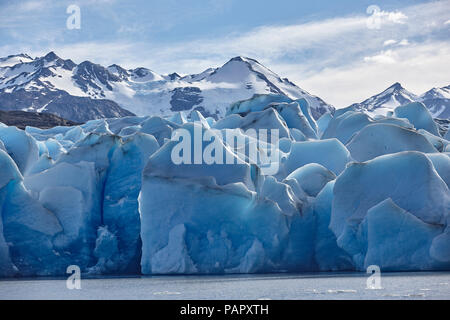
top-left (347, 82), bottom-right (450, 119)
top-left (0, 54), bottom-right (34, 67)
top-left (421, 85), bottom-right (450, 100)
top-left (0, 52), bottom-right (334, 122)
top-left (347, 82), bottom-right (418, 117)
top-left (0, 52), bottom-right (134, 122)
top-left (419, 85), bottom-right (450, 119)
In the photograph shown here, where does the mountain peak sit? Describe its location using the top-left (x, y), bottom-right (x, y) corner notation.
top-left (228, 56), bottom-right (261, 65)
top-left (44, 51), bottom-right (59, 62)
top-left (229, 56), bottom-right (246, 62)
top-left (386, 82), bottom-right (404, 91)
top-left (348, 82), bottom-right (418, 115)
top-left (13, 53), bottom-right (32, 60)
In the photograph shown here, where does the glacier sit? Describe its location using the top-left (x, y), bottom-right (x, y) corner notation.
top-left (0, 93), bottom-right (449, 277)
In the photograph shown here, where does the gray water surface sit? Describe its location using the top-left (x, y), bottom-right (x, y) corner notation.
top-left (1, 272), bottom-right (449, 300)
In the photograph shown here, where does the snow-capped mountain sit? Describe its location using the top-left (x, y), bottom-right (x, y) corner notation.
top-left (420, 85), bottom-right (450, 119)
top-left (0, 53), bottom-right (34, 67)
top-left (347, 82), bottom-right (418, 116)
top-left (103, 55), bottom-right (334, 119)
top-left (348, 82), bottom-right (450, 119)
top-left (0, 52), bottom-right (135, 122)
top-left (0, 52), bottom-right (334, 122)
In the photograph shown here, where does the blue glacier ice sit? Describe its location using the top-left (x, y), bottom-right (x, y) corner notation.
top-left (279, 138), bottom-right (351, 177)
top-left (346, 123), bottom-right (437, 162)
top-left (360, 198), bottom-right (446, 270)
top-left (0, 95), bottom-right (449, 277)
top-left (0, 126), bottom-right (39, 175)
top-left (393, 102), bottom-right (441, 136)
top-left (330, 151), bottom-right (449, 270)
top-left (285, 163), bottom-right (336, 197)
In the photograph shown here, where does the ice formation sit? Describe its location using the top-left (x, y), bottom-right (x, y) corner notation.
top-left (0, 94), bottom-right (449, 277)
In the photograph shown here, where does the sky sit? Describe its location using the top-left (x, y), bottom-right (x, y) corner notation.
top-left (0, 0), bottom-right (449, 108)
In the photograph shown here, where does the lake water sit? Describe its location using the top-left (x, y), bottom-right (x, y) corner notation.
top-left (0, 272), bottom-right (449, 300)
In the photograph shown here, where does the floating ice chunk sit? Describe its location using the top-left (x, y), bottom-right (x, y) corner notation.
top-left (394, 102), bottom-right (440, 136)
top-left (286, 163), bottom-right (336, 197)
top-left (346, 123), bottom-right (437, 162)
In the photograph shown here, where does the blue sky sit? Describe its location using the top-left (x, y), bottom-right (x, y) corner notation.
top-left (0, 0), bottom-right (449, 107)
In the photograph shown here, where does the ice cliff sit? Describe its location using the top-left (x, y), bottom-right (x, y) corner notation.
top-left (0, 100), bottom-right (448, 277)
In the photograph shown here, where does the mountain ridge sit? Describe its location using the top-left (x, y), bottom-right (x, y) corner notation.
top-left (0, 52), bottom-right (334, 122)
top-left (348, 82), bottom-right (450, 119)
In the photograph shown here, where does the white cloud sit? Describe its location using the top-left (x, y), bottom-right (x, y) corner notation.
top-left (1, 0), bottom-right (448, 108)
top-left (380, 10), bottom-right (408, 24)
top-left (383, 39), bottom-right (397, 46)
top-left (296, 41), bottom-right (450, 107)
top-left (364, 50), bottom-right (397, 64)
